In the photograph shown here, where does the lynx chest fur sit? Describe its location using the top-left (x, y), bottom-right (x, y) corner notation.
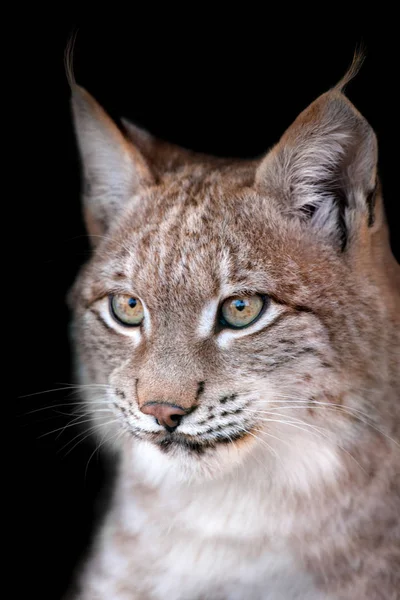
top-left (67, 65), bottom-right (400, 599)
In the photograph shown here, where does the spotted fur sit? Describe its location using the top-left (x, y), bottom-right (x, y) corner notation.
top-left (67, 71), bottom-right (400, 599)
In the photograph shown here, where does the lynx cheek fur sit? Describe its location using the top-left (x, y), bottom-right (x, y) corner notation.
top-left (67, 67), bottom-right (400, 599)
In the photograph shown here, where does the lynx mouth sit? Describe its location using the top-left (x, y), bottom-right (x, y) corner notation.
top-left (149, 429), bottom-right (249, 455)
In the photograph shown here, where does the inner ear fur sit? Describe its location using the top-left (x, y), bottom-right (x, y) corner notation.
top-left (71, 86), bottom-right (154, 242)
top-left (256, 90), bottom-right (378, 249)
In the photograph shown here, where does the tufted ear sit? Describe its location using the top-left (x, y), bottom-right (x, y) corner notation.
top-left (255, 89), bottom-right (378, 249)
top-left (71, 86), bottom-right (154, 242)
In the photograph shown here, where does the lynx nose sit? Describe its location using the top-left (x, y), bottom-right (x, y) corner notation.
top-left (140, 402), bottom-right (187, 433)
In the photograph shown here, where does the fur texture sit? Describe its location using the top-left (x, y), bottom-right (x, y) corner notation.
top-left (67, 73), bottom-right (400, 599)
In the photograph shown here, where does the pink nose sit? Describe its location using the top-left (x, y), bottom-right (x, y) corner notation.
top-left (140, 402), bottom-right (187, 432)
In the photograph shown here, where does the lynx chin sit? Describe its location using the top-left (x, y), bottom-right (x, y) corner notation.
top-left (66, 61), bottom-right (400, 599)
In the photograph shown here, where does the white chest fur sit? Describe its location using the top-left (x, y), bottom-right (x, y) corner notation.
top-left (80, 439), bottom-right (339, 599)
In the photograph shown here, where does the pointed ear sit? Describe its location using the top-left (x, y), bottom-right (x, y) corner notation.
top-left (255, 91), bottom-right (378, 249)
top-left (71, 86), bottom-right (154, 242)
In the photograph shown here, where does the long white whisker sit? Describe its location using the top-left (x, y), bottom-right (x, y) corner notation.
top-left (252, 397), bottom-right (374, 420)
top-left (24, 401), bottom-right (112, 415)
top-left (248, 403), bottom-right (399, 447)
top-left (60, 419), bottom-right (120, 457)
top-left (247, 414), bottom-right (367, 474)
top-left (240, 409), bottom-right (331, 437)
top-left (38, 416), bottom-right (112, 439)
top-left (85, 428), bottom-right (113, 479)
top-left (20, 384), bottom-right (112, 399)
top-left (235, 425), bottom-right (279, 459)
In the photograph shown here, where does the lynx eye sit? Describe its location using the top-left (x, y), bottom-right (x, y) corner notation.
top-left (110, 294), bottom-right (144, 326)
top-left (220, 295), bottom-right (265, 329)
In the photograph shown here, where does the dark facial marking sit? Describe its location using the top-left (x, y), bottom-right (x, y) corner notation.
top-left (219, 393), bottom-right (238, 404)
top-left (115, 389), bottom-right (126, 399)
top-left (158, 436), bottom-right (206, 456)
top-left (214, 430), bottom-right (248, 444)
top-left (113, 400), bottom-right (127, 415)
top-left (195, 381), bottom-right (206, 401)
top-left (278, 338), bottom-right (296, 346)
top-left (321, 362), bottom-right (333, 369)
top-left (220, 408), bottom-right (244, 417)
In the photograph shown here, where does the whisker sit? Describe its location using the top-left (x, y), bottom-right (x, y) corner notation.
top-left (241, 409), bottom-right (331, 437)
top-left (19, 383), bottom-right (112, 399)
top-left (59, 419), bottom-right (120, 457)
top-left (252, 397), bottom-right (374, 420)
top-left (249, 402), bottom-right (399, 447)
top-left (246, 413), bottom-right (368, 474)
top-left (84, 428), bottom-right (114, 479)
top-left (247, 416), bottom-right (324, 440)
top-left (237, 426), bottom-right (279, 459)
top-left (38, 417), bottom-right (106, 439)
top-left (23, 401), bottom-right (111, 416)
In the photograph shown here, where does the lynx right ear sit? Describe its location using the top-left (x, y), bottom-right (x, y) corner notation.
top-left (71, 86), bottom-right (154, 242)
top-left (256, 89), bottom-right (379, 250)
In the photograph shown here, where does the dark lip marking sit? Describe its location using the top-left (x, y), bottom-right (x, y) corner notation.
top-left (156, 428), bottom-right (250, 453)
top-left (158, 436), bottom-right (206, 456)
top-left (195, 381), bottom-right (205, 401)
top-left (213, 430), bottom-right (249, 444)
top-left (89, 309), bottom-right (120, 335)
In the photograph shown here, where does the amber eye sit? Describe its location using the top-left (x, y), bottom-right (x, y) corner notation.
top-left (220, 295), bottom-right (265, 329)
top-left (110, 295), bottom-right (144, 326)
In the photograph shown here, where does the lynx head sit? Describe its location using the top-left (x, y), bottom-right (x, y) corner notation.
top-left (69, 70), bottom-right (400, 489)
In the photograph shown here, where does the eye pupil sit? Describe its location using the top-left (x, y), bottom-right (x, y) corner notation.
top-left (235, 300), bottom-right (246, 312)
top-left (128, 298), bottom-right (137, 309)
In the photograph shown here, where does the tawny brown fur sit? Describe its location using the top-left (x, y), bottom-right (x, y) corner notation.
top-left (67, 71), bottom-right (400, 599)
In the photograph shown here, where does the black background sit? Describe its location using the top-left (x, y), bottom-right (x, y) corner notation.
top-left (17, 18), bottom-right (398, 599)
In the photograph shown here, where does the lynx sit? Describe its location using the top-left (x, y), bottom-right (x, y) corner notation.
top-left (67, 63), bottom-right (400, 599)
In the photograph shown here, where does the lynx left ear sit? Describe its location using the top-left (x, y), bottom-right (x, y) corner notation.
top-left (256, 91), bottom-right (378, 249)
top-left (71, 86), bottom-right (154, 241)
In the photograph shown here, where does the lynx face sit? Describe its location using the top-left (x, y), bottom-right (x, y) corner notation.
top-left (69, 82), bottom-right (400, 487)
